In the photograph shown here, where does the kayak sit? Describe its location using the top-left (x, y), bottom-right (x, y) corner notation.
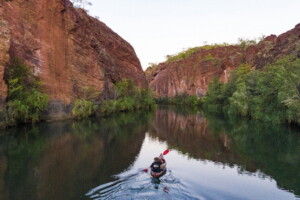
top-left (151, 169), bottom-right (166, 179)
top-left (143, 149), bottom-right (170, 179)
top-left (150, 154), bottom-right (167, 178)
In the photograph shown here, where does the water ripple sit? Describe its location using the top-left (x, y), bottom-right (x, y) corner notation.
top-left (84, 170), bottom-right (201, 200)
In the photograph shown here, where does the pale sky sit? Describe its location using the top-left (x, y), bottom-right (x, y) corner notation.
top-left (85, 0), bottom-right (300, 70)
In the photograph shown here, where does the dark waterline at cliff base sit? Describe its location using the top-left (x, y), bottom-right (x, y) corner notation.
top-left (0, 107), bottom-right (299, 200)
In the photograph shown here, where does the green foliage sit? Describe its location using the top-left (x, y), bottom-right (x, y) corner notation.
top-left (72, 99), bottom-right (98, 119)
top-left (227, 64), bottom-right (252, 116)
top-left (80, 86), bottom-right (101, 101)
top-left (237, 38), bottom-right (257, 49)
top-left (101, 79), bottom-right (155, 115)
top-left (228, 82), bottom-right (248, 116)
top-left (114, 79), bottom-right (137, 98)
top-left (163, 36), bottom-right (266, 64)
top-left (203, 53), bottom-right (216, 61)
top-left (145, 63), bottom-right (159, 78)
top-left (147, 62), bottom-right (158, 71)
top-left (71, 85), bottom-right (101, 119)
top-left (200, 43), bottom-right (230, 50)
top-left (203, 56), bottom-right (300, 125)
top-left (6, 59), bottom-right (49, 124)
top-left (165, 44), bottom-right (230, 63)
top-left (165, 47), bottom-right (201, 63)
top-left (201, 78), bottom-right (226, 112)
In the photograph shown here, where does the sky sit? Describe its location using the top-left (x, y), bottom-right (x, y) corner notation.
top-left (84, 0), bottom-right (300, 70)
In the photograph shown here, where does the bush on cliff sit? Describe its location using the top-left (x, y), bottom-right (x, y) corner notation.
top-left (71, 79), bottom-right (155, 118)
top-left (201, 78), bottom-right (227, 112)
top-left (164, 43), bottom-right (231, 63)
top-left (6, 59), bottom-right (49, 124)
top-left (72, 99), bottom-right (98, 119)
top-left (202, 56), bottom-right (300, 124)
top-left (101, 79), bottom-right (155, 114)
top-left (165, 47), bottom-right (201, 63)
top-left (72, 86), bottom-right (100, 119)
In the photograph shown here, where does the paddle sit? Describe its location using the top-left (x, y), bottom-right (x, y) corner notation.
top-left (162, 149), bottom-right (170, 155)
top-left (143, 149), bottom-right (170, 172)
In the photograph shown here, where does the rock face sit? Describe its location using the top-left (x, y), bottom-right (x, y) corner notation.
top-left (0, 0), bottom-right (147, 119)
top-left (146, 23), bottom-right (300, 98)
top-left (0, 16), bottom-right (10, 107)
top-left (147, 46), bottom-right (245, 97)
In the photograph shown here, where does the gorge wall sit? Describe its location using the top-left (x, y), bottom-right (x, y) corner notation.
top-left (146, 23), bottom-right (300, 98)
top-left (0, 0), bottom-right (147, 121)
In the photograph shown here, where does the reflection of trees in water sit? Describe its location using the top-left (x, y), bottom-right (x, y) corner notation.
top-left (149, 107), bottom-right (300, 196)
top-left (148, 107), bottom-right (242, 166)
top-left (205, 113), bottom-right (300, 196)
top-left (0, 154), bottom-right (7, 200)
top-left (0, 127), bottom-right (47, 200)
top-left (0, 110), bottom-right (153, 200)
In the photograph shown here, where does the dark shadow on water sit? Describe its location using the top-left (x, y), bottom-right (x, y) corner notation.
top-left (0, 110), bottom-right (153, 200)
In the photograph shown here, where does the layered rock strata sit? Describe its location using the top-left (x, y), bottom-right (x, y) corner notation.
top-left (146, 23), bottom-right (300, 98)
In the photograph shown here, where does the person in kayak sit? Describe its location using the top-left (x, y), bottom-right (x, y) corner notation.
top-left (150, 155), bottom-right (166, 178)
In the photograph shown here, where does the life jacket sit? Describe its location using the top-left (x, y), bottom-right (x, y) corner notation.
top-left (151, 161), bottom-right (163, 172)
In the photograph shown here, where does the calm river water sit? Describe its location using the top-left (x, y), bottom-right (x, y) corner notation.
top-left (0, 106), bottom-right (299, 200)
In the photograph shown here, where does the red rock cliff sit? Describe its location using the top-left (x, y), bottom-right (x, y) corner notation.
top-left (146, 23), bottom-right (300, 98)
top-left (0, 0), bottom-right (147, 119)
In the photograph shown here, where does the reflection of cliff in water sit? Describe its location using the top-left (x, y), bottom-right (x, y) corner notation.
top-left (149, 107), bottom-right (300, 196)
top-left (148, 107), bottom-right (242, 166)
top-left (0, 111), bottom-right (152, 200)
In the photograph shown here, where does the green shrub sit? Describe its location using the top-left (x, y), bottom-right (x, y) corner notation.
top-left (72, 99), bottom-right (98, 119)
top-left (164, 43), bottom-right (231, 63)
top-left (100, 79), bottom-right (155, 115)
top-left (203, 56), bottom-right (300, 125)
top-left (237, 38), bottom-right (257, 50)
top-left (201, 77), bottom-right (231, 113)
top-left (114, 79), bottom-right (137, 98)
top-left (6, 59), bottom-right (49, 124)
top-left (139, 89), bottom-right (156, 108)
top-left (203, 54), bottom-right (215, 61)
top-left (80, 86), bottom-right (101, 101)
top-left (71, 85), bottom-right (100, 119)
top-left (165, 47), bottom-right (201, 63)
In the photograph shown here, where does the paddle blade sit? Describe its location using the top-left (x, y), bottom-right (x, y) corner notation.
top-left (162, 149), bottom-right (170, 155)
top-left (143, 168), bottom-right (148, 172)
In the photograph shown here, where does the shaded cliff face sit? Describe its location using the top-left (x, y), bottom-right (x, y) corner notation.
top-left (146, 23), bottom-right (300, 97)
top-left (0, 0), bottom-right (147, 109)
